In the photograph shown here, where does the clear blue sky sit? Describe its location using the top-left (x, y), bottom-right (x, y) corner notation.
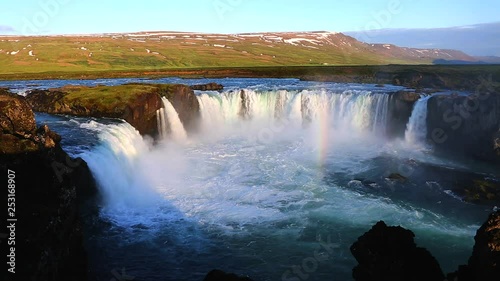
top-left (1, 0), bottom-right (499, 35)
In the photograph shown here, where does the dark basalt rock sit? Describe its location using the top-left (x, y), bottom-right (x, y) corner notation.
top-left (1, 92), bottom-right (60, 153)
top-left (494, 129), bottom-right (500, 157)
top-left (447, 211), bottom-right (500, 281)
top-left (25, 83), bottom-right (203, 137)
top-left (427, 92), bottom-right (500, 164)
top-left (385, 173), bottom-right (408, 182)
top-left (191, 82), bottom-right (224, 91)
top-left (387, 91), bottom-right (422, 137)
top-left (350, 221), bottom-right (444, 281)
top-left (122, 90), bottom-right (163, 136)
top-left (161, 84), bottom-right (201, 132)
top-left (468, 210), bottom-right (500, 280)
top-left (460, 179), bottom-right (500, 203)
top-left (26, 88), bottom-right (162, 137)
top-left (374, 70), bottom-right (446, 90)
top-left (0, 92), bottom-right (96, 281)
top-left (203, 269), bottom-right (254, 281)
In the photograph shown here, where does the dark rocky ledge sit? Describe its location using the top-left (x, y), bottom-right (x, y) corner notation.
top-left (191, 82), bottom-right (224, 91)
top-left (203, 269), bottom-right (254, 281)
top-left (447, 211), bottom-right (500, 281)
top-left (350, 221), bottom-right (444, 281)
top-left (387, 90), bottom-right (422, 137)
top-left (351, 211), bottom-right (500, 281)
top-left (427, 91), bottom-right (500, 164)
top-left (1, 90), bottom-right (97, 281)
top-left (25, 83), bottom-right (204, 137)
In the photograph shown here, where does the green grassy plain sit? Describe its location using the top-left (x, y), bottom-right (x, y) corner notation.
top-left (0, 33), bottom-right (423, 77)
top-left (0, 33), bottom-right (498, 90)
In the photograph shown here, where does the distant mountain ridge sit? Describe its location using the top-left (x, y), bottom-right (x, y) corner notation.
top-left (0, 31), bottom-right (491, 74)
top-left (346, 22), bottom-right (500, 58)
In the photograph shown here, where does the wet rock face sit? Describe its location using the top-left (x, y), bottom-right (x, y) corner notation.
top-left (23, 89), bottom-right (70, 114)
top-left (427, 92), bottom-right (500, 164)
top-left (0, 90), bottom-right (36, 132)
top-left (350, 221), bottom-right (444, 281)
top-left (0, 92), bottom-right (60, 153)
top-left (26, 88), bottom-right (163, 136)
top-left (494, 129), bottom-right (500, 157)
top-left (25, 84), bottom-right (202, 137)
top-left (447, 211), bottom-right (500, 281)
top-left (387, 91), bottom-right (421, 137)
top-left (122, 91), bottom-right (163, 136)
top-left (191, 82), bottom-right (224, 91)
top-left (467, 210), bottom-right (500, 281)
top-left (203, 269), bottom-right (254, 281)
top-left (1, 91), bottom-right (96, 281)
top-left (161, 84), bottom-right (201, 132)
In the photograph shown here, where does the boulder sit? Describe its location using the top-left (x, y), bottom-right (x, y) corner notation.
top-left (350, 221), bottom-right (444, 281)
top-left (386, 173), bottom-right (408, 182)
top-left (0, 90), bottom-right (36, 132)
top-left (0, 91), bottom-right (60, 153)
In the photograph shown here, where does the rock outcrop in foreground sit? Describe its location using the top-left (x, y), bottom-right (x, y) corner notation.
top-left (350, 221), bottom-right (444, 281)
top-left (352, 212), bottom-right (500, 281)
top-left (0, 91), bottom-right (96, 281)
top-left (448, 211), bottom-right (500, 281)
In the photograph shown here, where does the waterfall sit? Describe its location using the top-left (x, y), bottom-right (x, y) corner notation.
top-left (156, 107), bottom-right (167, 139)
top-left (80, 121), bottom-right (155, 209)
top-left (156, 97), bottom-right (188, 141)
top-left (405, 95), bottom-right (431, 145)
top-left (196, 89), bottom-right (390, 134)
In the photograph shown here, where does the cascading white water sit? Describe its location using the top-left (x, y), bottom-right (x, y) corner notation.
top-left (73, 83), bottom-right (485, 281)
top-left (156, 97), bottom-right (188, 141)
top-left (80, 121), bottom-right (156, 210)
top-left (156, 107), bottom-right (167, 139)
top-left (405, 95), bottom-right (431, 145)
top-left (196, 89), bottom-right (390, 134)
